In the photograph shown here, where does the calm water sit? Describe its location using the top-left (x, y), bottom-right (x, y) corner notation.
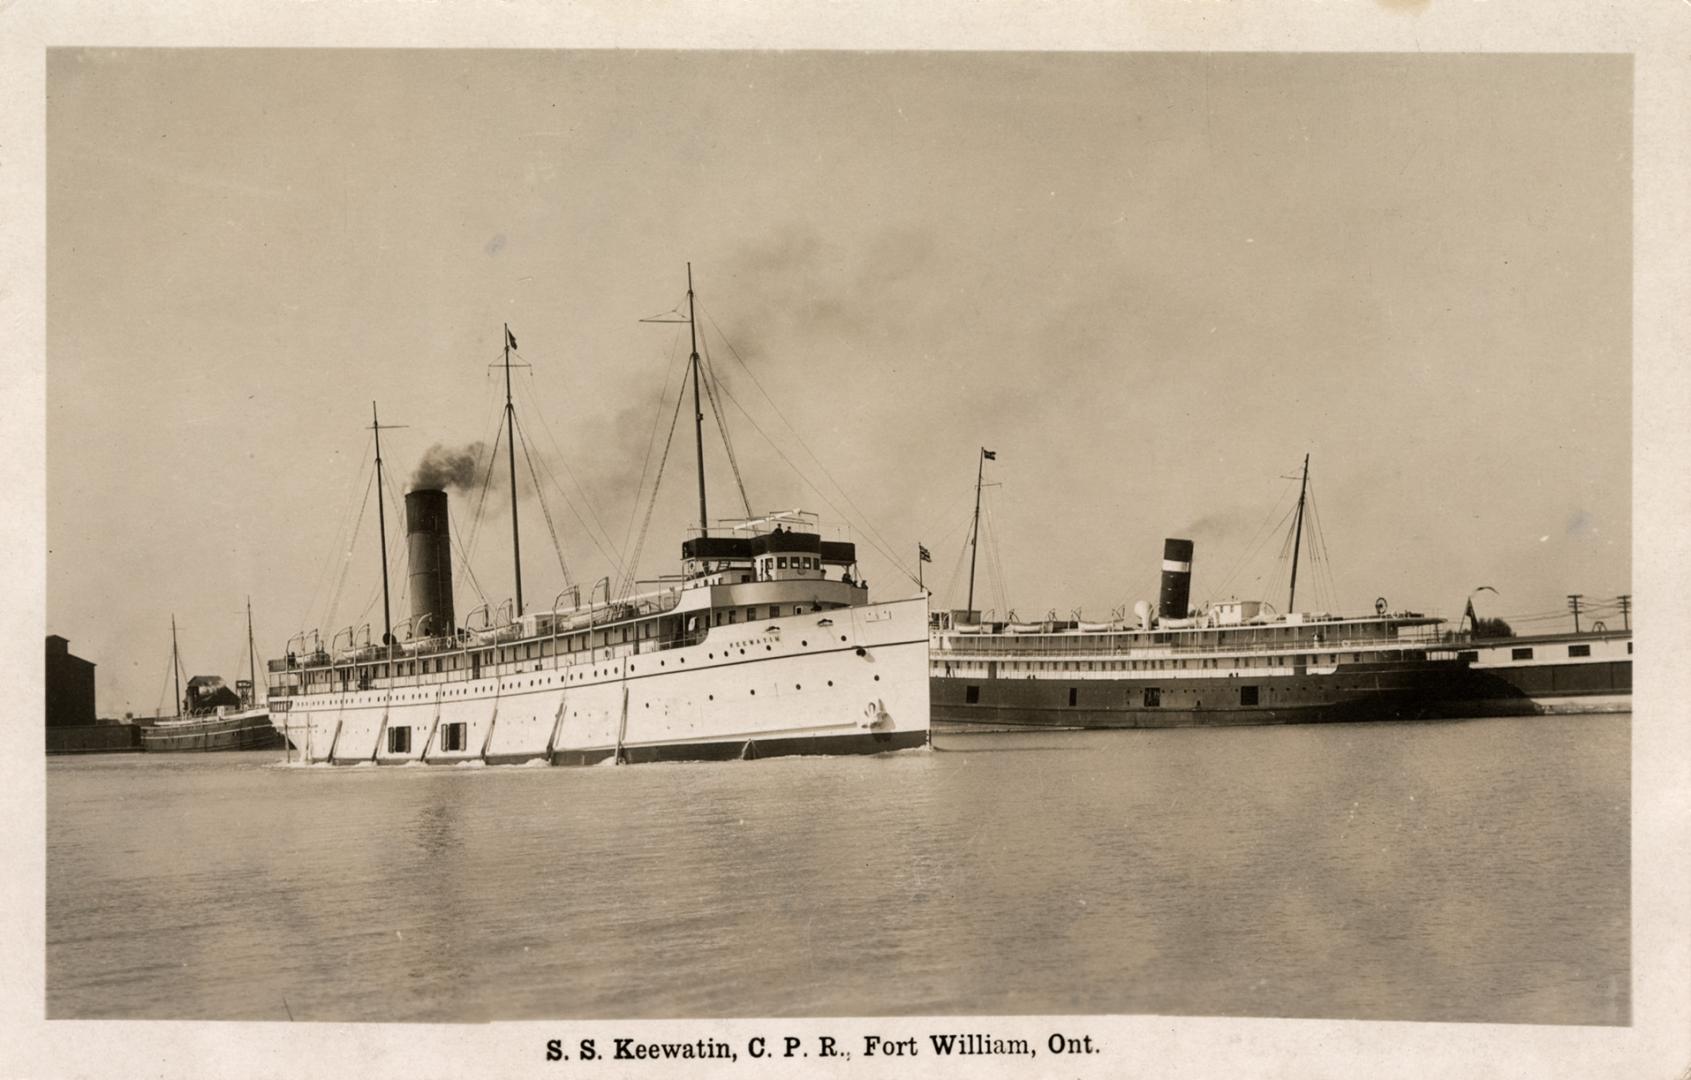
top-left (46, 715), bottom-right (1629, 1024)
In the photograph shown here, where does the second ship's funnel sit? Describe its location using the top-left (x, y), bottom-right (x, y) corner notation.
top-left (406, 488), bottom-right (455, 638)
top-left (1158, 538), bottom-right (1194, 620)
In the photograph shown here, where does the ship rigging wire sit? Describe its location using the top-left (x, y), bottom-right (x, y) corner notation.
top-left (322, 464), bottom-right (377, 638)
top-left (513, 363), bottom-right (628, 576)
top-left (616, 329), bottom-right (688, 570)
top-left (507, 339), bottom-right (635, 574)
top-left (346, 460), bottom-right (416, 641)
top-left (939, 540), bottom-right (970, 612)
top-left (617, 360), bottom-right (690, 601)
top-left (697, 352), bottom-right (918, 587)
top-left (981, 496), bottom-right (1012, 618)
top-left (701, 307), bottom-right (921, 587)
top-left (298, 431), bottom-right (375, 640)
top-left (696, 332), bottom-right (756, 522)
top-left (1197, 492), bottom-right (1299, 610)
top-left (382, 457), bottom-right (415, 623)
top-left (1303, 477), bottom-right (1342, 613)
top-left (448, 505), bottom-right (491, 614)
top-left (154, 644), bottom-right (177, 717)
top-left (512, 411), bottom-right (574, 591)
top-left (926, 491), bottom-right (983, 605)
top-left (456, 409), bottom-right (509, 600)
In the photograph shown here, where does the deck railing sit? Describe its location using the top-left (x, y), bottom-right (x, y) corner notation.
top-left (934, 624), bottom-right (1452, 658)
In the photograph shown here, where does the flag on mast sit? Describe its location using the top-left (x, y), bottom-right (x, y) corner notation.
top-left (982, 448), bottom-right (997, 460)
top-left (506, 327), bottom-right (519, 350)
top-left (919, 544), bottom-right (932, 563)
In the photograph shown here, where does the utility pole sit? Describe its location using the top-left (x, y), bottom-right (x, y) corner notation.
top-left (1567, 593), bottom-right (1584, 634)
top-left (1617, 594), bottom-right (1630, 632)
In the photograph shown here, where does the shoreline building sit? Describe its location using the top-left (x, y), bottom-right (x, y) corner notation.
top-left (45, 635), bottom-right (95, 727)
top-left (45, 635), bottom-right (140, 754)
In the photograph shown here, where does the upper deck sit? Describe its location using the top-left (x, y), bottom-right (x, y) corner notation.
top-left (268, 515), bottom-right (874, 696)
top-left (932, 603), bottom-right (1446, 660)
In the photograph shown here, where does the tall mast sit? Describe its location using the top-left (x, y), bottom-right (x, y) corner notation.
top-left (371, 401), bottom-right (393, 647)
top-left (246, 597), bottom-right (257, 710)
top-left (171, 614), bottom-right (181, 716)
top-left (1287, 452), bottom-right (1310, 614)
top-left (966, 448), bottom-right (987, 617)
top-left (504, 324), bottom-right (524, 617)
top-left (688, 264), bottom-right (708, 538)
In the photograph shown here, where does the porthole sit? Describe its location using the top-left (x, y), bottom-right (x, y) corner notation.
top-left (795, 684), bottom-right (801, 690)
top-left (874, 675), bottom-right (880, 681)
top-left (801, 640), bottom-right (808, 647)
top-left (750, 689), bottom-right (756, 695)
top-left (708, 694), bottom-right (714, 701)
top-left (827, 680), bottom-right (833, 686)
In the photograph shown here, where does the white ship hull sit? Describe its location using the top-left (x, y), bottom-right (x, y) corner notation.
top-left (271, 594), bottom-right (929, 765)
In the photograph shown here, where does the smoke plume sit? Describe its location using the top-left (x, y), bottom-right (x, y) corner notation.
top-left (410, 441), bottom-right (495, 493)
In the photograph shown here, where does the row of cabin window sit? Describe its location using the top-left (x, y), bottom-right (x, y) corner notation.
top-left (987, 654), bottom-right (1365, 673)
top-left (963, 685), bottom-right (1258, 708)
top-left (702, 603), bottom-right (810, 629)
top-left (694, 556), bottom-right (822, 575)
top-left (1454, 645), bottom-right (1598, 663)
top-left (1491, 643), bottom-right (1609, 662)
top-left (299, 623), bottom-right (671, 683)
top-left (968, 627), bottom-right (1392, 651)
top-left (298, 604), bottom-right (825, 685)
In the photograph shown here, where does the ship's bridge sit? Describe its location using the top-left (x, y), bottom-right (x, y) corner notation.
top-left (680, 512), bottom-right (859, 589)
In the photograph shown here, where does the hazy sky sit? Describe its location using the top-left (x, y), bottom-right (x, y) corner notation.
top-left (47, 50), bottom-right (1630, 716)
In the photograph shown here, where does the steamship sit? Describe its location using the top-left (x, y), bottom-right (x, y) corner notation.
top-left (266, 275), bottom-right (929, 766)
top-left (924, 450), bottom-right (1588, 729)
top-left (141, 606), bottom-right (283, 752)
top-left (930, 536), bottom-right (1490, 729)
